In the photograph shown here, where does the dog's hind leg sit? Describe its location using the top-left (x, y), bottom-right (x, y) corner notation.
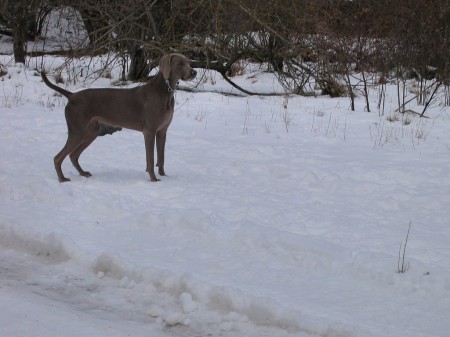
top-left (54, 133), bottom-right (82, 182)
top-left (69, 120), bottom-right (100, 178)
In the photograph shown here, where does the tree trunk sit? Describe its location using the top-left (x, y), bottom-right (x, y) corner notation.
top-left (13, 26), bottom-right (27, 64)
top-left (4, 0), bottom-right (41, 64)
top-left (128, 46), bottom-right (150, 80)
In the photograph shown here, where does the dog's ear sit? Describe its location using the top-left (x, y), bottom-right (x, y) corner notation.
top-left (159, 54), bottom-right (173, 80)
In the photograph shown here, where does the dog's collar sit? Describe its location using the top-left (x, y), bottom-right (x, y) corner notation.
top-left (165, 79), bottom-right (177, 93)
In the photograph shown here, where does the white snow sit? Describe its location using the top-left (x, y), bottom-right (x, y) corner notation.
top-left (1, 51), bottom-right (450, 337)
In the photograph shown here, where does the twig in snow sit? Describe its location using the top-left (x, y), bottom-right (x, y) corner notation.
top-left (398, 221), bottom-right (412, 274)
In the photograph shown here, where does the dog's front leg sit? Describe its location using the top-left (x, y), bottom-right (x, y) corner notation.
top-left (156, 131), bottom-right (167, 176)
top-left (143, 130), bottom-right (160, 182)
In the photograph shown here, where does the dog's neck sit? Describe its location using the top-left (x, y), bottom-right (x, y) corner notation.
top-left (165, 79), bottom-right (178, 93)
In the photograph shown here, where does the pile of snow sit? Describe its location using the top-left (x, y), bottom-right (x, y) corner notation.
top-left (1, 54), bottom-right (450, 337)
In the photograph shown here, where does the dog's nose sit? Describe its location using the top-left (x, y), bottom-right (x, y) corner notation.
top-left (191, 69), bottom-right (197, 78)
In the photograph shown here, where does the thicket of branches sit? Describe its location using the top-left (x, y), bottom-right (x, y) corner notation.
top-left (1, 0), bottom-right (449, 105)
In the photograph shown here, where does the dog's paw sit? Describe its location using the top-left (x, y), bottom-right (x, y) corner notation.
top-left (80, 171), bottom-right (92, 178)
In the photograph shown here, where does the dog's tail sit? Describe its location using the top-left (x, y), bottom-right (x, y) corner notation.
top-left (41, 72), bottom-right (72, 98)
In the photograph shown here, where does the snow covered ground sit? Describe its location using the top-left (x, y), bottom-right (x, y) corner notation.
top-left (1, 52), bottom-right (450, 337)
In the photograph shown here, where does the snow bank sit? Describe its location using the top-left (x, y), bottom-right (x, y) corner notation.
top-left (0, 223), bottom-right (73, 262)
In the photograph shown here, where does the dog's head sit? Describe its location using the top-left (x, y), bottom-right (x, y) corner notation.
top-left (159, 54), bottom-right (197, 82)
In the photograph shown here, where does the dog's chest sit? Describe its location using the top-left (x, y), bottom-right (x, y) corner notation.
top-left (166, 94), bottom-right (175, 112)
top-left (156, 95), bottom-right (174, 128)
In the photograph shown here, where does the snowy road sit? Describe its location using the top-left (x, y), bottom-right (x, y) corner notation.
top-left (0, 246), bottom-right (314, 337)
top-left (0, 247), bottom-right (192, 337)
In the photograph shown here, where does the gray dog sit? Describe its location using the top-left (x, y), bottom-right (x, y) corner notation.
top-left (41, 54), bottom-right (197, 182)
